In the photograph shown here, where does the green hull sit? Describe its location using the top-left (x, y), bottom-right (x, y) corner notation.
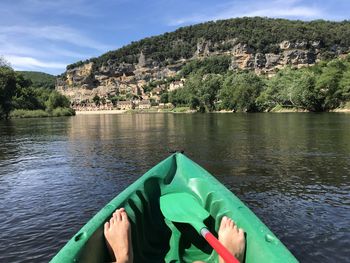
top-left (51, 153), bottom-right (298, 262)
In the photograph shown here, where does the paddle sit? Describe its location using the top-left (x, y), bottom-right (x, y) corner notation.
top-left (160, 193), bottom-right (240, 263)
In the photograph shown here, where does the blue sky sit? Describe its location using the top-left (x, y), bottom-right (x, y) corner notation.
top-left (0, 0), bottom-right (349, 75)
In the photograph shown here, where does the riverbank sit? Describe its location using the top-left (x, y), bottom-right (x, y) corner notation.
top-left (331, 108), bottom-right (350, 112)
top-left (330, 103), bottom-right (350, 112)
top-left (72, 106), bottom-right (350, 115)
top-left (74, 106), bottom-right (194, 114)
top-left (10, 108), bottom-right (75, 118)
top-left (15, 102), bottom-right (348, 118)
top-left (75, 109), bottom-right (127, 115)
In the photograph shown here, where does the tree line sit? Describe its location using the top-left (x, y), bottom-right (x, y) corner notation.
top-left (163, 55), bottom-right (350, 112)
top-left (0, 59), bottom-right (74, 119)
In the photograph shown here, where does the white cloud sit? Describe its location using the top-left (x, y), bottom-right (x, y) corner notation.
top-left (5, 55), bottom-right (66, 70)
top-left (168, 0), bottom-right (325, 26)
top-left (0, 24), bottom-right (115, 74)
top-left (0, 25), bottom-right (112, 51)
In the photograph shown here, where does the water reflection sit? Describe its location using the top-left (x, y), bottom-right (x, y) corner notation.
top-left (0, 113), bottom-right (349, 262)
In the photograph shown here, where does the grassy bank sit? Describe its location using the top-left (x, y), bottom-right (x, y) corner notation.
top-left (125, 106), bottom-right (193, 113)
top-left (269, 102), bottom-right (350, 113)
top-left (269, 105), bottom-right (308, 112)
top-left (10, 107), bottom-right (75, 118)
top-left (331, 101), bottom-right (350, 112)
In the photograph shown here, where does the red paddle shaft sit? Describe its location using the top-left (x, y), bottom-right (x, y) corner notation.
top-left (201, 228), bottom-right (240, 263)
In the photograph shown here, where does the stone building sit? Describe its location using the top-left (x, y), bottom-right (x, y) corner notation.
top-left (117, 101), bottom-right (134, 110)
top-left (138, 100), bottom-right (151, 110)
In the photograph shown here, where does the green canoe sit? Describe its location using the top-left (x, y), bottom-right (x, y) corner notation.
top-left (51, 153), bottom-right (298, 263)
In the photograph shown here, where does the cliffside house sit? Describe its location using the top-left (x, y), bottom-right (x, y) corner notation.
top-left (138, 100), bottom-right (151, 110)
top-left (117, 101), bottom-right (134, 110)
top-left (169, 80), bottom-right (184, 91)
top-left (99, 99), bottom-right (114, 110)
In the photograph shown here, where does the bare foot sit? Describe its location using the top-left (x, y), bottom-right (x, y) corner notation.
top-left (104, 208), bottom-right (133, 263)
top-left (218, 216), bottom-right (245, 263)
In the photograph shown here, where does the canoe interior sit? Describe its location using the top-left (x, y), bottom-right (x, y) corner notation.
top-left (51, 153), bottom-right (298, 263)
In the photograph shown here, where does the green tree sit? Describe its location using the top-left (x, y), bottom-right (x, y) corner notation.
top-left (12, 87), bottom-right (43, 110)
top-left (291, 71), bottom-right (318, 111)
top-left (11, 72), bottom-right (41, 110)
top-left (180, 56), bottom-right (231, 77)
top-left (92, 94), bottom-right (101, 106)
top-left (176, 73), bottom-right (203, 110)
top-left (169, 87), bottom-right (193, 107)
top-left (197, 74), bottom-right (223, 111)
top-left (46, 91), bottom-right (70, 111)
top-left (0, 66), bottom-right (17, 119)
top-left (258, 68), bottom-right (319, 111)
top-left (220, 72), bottom-right (264, 112)
top-left (160, 92), bottom-right (169, 103)
top-left (260, 68), bottom-right (301, 109)
top-left (339, 69), bottom-right (350, 101)
top-left (0, 56), bottom-right (11, 68)
top-left (315, 59), bottom-right (345, 110)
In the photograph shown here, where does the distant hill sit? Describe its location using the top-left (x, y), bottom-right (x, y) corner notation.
top-left (18, 71), bottom-right (56, 89)
top-left (67, 17), bottom-right (350, 69)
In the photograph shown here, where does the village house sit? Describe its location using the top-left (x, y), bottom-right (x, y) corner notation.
top-left (99, 99), bottom-right (114, 110)
top-left (138, 100), bottom-right (151, 110)
top-left (117, 101), bottom-right (134, 110)
top-left (169, 80), bottom-right (184, 91)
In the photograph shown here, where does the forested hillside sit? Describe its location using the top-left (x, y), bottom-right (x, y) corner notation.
top-left (18, 71), bottom-right (56, 89)
top-left (67, 17), bottom-right (350, 69)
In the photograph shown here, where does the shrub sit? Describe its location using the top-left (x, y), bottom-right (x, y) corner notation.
top-left (51, 107), bottom-right (76, 117)
top-left (10, 109), bottom-right (50, 118)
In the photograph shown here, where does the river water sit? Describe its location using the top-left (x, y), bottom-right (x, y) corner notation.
top-left (0, 113), bottom-right (349, 262)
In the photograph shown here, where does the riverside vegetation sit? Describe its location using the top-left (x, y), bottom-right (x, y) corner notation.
top-left (0, 59), bottom-right (75, 119)
top-left (166, 55), bottom-right (350, 112)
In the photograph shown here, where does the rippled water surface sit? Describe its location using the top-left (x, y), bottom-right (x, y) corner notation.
top-left (0, 113), bottom-right (349, 262)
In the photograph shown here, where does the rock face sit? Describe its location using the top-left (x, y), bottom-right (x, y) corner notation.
top-left (228, 41), bottom-right (322, 76)
top-left (56, 39), bottom-right (349, 104)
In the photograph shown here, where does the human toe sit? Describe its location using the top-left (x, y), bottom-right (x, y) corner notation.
top-left (220, 216), bottom-right (228, 229)
top-left (227, 218), bottom-right (235, 228)
top-left (121, 210), bottom-right (128, 222)
top-left (104, 221), bottom-right (110, 232)
top-left (113, 209), bottom-right (122, 221)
